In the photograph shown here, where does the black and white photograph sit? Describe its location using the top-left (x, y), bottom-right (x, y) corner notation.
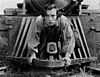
top-left (0, 0), bottom-right (100, 77)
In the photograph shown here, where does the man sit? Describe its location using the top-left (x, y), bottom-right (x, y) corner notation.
top-left (28, 4), bottom-right (75, 65)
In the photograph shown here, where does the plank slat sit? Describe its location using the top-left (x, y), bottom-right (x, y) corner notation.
top-left (21, 18), bottom-right (35, 58)
top-left (11, 17), bottom-right (27, 57)
top-left (72, 18), bottom-right (87, 58)
top-left (77, 18), bottom-right (91, 57)
top-left (15, 18), bottom-right (31, 57)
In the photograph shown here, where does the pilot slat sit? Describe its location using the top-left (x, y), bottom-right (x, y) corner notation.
top-left (77, 18), bottom-right (91, 57)
top-left (21, 18), bottom-right (35, 58)
top-left (71, 17), bottom-right (90, 59)
top-left (74, 18), bottom-right (87, 58)
top-left (11, 17), bottom-right (27, 57)
top-left (71, 18), bottom-right (85, 58)
top-left (16, 18), bottom-right (32, 57)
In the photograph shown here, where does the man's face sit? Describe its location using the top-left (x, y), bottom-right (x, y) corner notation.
top-left (45, 8), bottom-right (57, 26)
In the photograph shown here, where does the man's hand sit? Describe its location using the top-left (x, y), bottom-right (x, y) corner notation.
top-left (28, 52), bottom-right (36, 64)
top-left (62, 52), bottom-right (71, 65)
top-left (63, 56), bottom-right (71, 65)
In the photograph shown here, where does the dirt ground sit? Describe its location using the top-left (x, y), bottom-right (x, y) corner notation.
top-left (0, 68), bottom-right (100, 77)
top-left (1, 61), bottom-right (100, 77)
top-left (0, 73), bottom-right (98, 77)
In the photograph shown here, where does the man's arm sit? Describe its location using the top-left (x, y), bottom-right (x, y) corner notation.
top-left (28, 16), bottom-right (43, 63)
top-left (61, 16), bottom-right (75, 58)
top-left (28, 16), bottom-right (43, 52)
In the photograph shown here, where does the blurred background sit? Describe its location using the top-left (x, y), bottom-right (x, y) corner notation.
top-left (0, 0), bottom-right (100, 14)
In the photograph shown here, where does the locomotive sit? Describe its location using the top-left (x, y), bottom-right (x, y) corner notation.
top-left (0, 0), bottom-right (99, 76)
